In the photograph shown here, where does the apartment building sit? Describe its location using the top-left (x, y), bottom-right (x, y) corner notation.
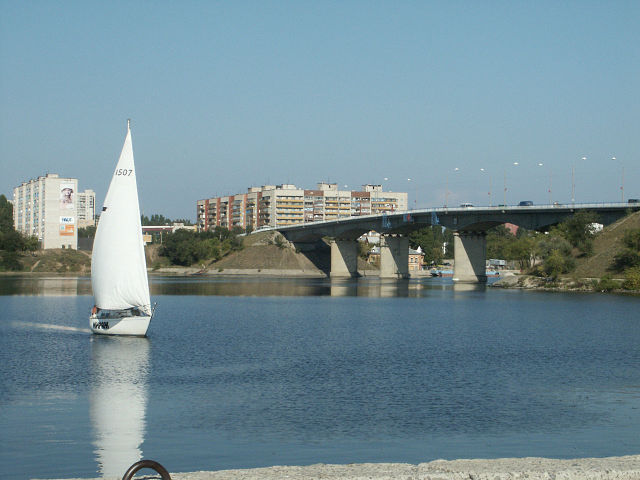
top-left (13, 173), bottom-right (95, 249)
top-left (197, 182), bottom-right (407, 231)
top-left (76, 189), bottom-right (96, 228)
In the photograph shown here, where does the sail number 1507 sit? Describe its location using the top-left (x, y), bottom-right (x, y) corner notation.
top-left (115, 169), bottom-right (133, 176)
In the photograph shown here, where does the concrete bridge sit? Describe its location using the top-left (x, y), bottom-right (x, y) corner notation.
top-left (266, 202), bottom-right (639, 282)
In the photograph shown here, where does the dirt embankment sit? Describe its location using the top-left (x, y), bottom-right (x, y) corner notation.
top-left (572, 210), bottom-right (640, 279)
top-left (208, 232), bottom-right (331, 275)
top-left (208, 231), bottom-right (378, 276)
top-left (14, 248), bottom-right (92, 274)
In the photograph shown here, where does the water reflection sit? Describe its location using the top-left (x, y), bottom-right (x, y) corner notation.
top-left (330, 279), bottom-right (413, 297)
top-left (0, 276), bottom-right (92, 296)
top-left (149, 276), bottom-right (465, 298)
top-left (451, 283), bottom-right (488, 292)
top-left (150, 276), bottom-right (329, 296)
top-left (90, 336), bottom-right (149, 477)
top-left (0, 274), bottom-right (494, 299)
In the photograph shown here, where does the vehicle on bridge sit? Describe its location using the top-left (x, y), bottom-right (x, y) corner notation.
top-left (518, 200), bottom-right (534, 206)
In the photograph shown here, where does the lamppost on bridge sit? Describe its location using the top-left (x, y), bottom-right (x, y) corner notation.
top-left (612, 156), bottom-right (624, 202)
top-left (537, 162), bottom-right (552, 204)
top-left (407, 178), bottom-right (416, 209)
top-left (480, 168), bottom-right (492, 206)
top-left (503, 162), bottom-right (518, 206)
top-left (445, 167), bottom-right (460, 208)
top-left (571, 156), bottom-right (587, 205)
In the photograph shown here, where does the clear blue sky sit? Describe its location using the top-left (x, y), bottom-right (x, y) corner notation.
top-left (1, 1), bottom-right (638, 220)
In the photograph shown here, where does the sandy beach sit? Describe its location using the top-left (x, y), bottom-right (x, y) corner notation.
top-left (47, 455), bottom-right (640, 480)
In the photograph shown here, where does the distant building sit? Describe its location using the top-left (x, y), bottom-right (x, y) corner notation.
top-left (141, 223), bottom-right (197, 244)
top-left (13, 173), bottom-right (83, 249)
top-left (504, 223), bottom-right (519, 235)
top-left (76, 189), bottom-right (96, 228)
top-left (408, 247), bottom-right (425, 271)
top-left (197, 182), bottom-right (408, 231)
top-left (367, 245), bottom-right (425, 271)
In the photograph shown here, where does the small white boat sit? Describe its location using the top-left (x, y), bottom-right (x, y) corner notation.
top-left (90, 121), bottom-right (154, 336)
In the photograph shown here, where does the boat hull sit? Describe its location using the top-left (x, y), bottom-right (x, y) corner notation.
top-left (90, 314), bottom-right (151, 336)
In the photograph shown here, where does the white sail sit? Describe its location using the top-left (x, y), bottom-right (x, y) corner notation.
top-left (91, 124), bottom-right (150, 312)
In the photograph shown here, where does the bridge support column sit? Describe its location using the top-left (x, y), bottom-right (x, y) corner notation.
top-left (330, 239), bottom-right (359, 277)
top-left (380, 235), bottom-right (409, 279)
top-left (453, 231), bottom-right (487, 283)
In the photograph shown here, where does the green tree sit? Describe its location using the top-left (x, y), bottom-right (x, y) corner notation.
top-left (408, 226), bottom-right (450, 264)
top-left (141, 213), bottom-right (172, 226)
top-left (160, 227), bottom-right (242, 266)
top-left (78, 225), bottom-right (97, 238)
top-left (486, 225), bottom-right (517, 260)
top-left (612, 228), bottom-right (640, 272)
top-left (535, 233), bottom-right (575, 278)
top-left (173, 218), bottom-right (193, 226)
top-left (358, 240), bottom-right (374, 259)
top-left (553, 211), bottom-right (600, 256)
top-left (0, 196), bottom-right (39, 269)
top-left (623, 266), bottom-right (640, 291)
top-left (506, 235), bottom-right (537, 270)
top-left (0, 194), bottom-right (13, 232)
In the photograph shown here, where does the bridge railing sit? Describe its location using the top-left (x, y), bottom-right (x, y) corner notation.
top-left (268, 202), bottom-right (636, 232)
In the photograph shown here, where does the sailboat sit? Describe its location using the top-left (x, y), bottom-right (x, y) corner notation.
top-left (90, 120), bottom-right (155, 336)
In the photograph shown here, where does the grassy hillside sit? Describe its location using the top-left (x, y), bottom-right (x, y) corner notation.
top-left (209, 231), bottom-right (375, 274)
top-left (3, 230), bottom-right (377, 275)
top-left (211, 231), bottom-right (330, 273)
top-left (572, 210), bottom-right (640, 279)
top-left (15, 248), bottom-right (92, 274)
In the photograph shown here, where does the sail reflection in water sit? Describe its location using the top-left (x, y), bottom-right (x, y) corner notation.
top-left (90, 337), bottom-right (149, 477)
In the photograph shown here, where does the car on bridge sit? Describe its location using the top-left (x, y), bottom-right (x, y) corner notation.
top-left (459, 202), bottom-right (474, 208)
top-left (518, 200), bottom-right (534, 206)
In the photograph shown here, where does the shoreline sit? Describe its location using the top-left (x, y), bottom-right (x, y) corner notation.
top-left (46, 455), bottom-right (640, 480)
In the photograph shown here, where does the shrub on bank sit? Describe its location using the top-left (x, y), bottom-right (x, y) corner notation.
top-left (594, 275), bottom-right (621, 292)
top-left (623, 266), bottom-right (640, 291)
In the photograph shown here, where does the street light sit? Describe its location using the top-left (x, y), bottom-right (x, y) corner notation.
top-left (445, 168), bottom-right (460, 208)
top-left (503, 162), bottom-right (518, 206)
top-left (572, 156), bottom-right (586, 205)
top-left (612, 156), bottom-right (624, 202)
top-left (407, 178), bottom-right (415, 209)
top-left (537, 163), bottom-right (552, 204)
top-left (480, 168), bottom-right (492, 206)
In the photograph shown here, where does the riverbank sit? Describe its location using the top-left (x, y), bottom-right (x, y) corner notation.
top-left (490, 271), bottom-right (640, 294)
top-left (49, 455), bottom-right (640, 480)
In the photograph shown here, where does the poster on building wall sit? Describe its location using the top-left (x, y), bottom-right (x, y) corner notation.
top-left (60, 184), bottom-right (75, 209)
top-left (59, 216), bottom-right (75, 236)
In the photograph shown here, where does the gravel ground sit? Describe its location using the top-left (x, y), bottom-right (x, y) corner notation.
top-left (46, 455), bottom-right (640, 480)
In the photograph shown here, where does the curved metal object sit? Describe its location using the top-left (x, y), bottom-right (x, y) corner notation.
top-left (122, 459), bottom-right (171, 480)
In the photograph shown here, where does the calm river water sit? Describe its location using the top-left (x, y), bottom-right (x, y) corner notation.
top-left (1, 275), bottom-right (639, 479)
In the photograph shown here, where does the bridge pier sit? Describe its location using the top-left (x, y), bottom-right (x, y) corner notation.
top-left (452, 231), bottom-right (487, 283)
top-left (330, 239), bottom-right (359, 277)
top-left (380, 235), bottom-right (409, 279)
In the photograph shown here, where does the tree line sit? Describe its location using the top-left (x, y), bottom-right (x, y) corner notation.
top-left (78, 214), bottom-right (194, 238)
top-left (0, 195), bottom-right (39, 270)
top-left (158, 226), bottom-right (244, 266)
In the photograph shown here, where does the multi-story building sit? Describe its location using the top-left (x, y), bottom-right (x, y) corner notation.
top-left (76, 189), bottom-right (96, 228)
top-left (197, 182), bottom-right (408, 231)
top-left (13, 173), bottom-right (84, 249)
